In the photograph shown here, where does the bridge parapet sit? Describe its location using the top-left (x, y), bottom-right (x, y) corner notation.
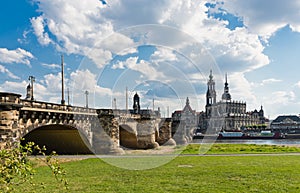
top-left (21, 99), bottom-right (97, 114)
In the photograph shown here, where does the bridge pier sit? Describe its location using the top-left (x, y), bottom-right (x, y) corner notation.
top-left (95, 109), bottom-right (124, 154)
top-left (173, 121), bottom-right (188, 145)
top-left (157, 118), bottom-right (176, 146)
top-left (136, 120), bottom-right (159, 149)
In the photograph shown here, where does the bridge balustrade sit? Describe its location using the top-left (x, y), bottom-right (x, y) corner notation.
top-left (21, 100), bottom-right (97, 114)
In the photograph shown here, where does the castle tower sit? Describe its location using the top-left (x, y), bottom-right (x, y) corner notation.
top-left (133, 92), bottom-right (140, 114)
top-left (206, 70), bottom-right (216, 106)
top-left (221, 73), bottom-right (231, 101)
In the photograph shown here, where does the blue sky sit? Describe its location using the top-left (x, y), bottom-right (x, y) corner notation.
top-left (1, 0), bottom-right (300, 119)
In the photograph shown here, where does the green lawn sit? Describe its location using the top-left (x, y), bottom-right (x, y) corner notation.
top-left (13, 144), bottom-right (300, 193)
top-left (181, 143), bottom-right (300, 154)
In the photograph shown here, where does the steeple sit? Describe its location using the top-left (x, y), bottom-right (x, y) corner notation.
top-left (133, 92), bottom-right (140, 114)
top-left (206, 70), bottom-right (216, 106)
top-left (222, 73), bottom-right (231, 101)
top-left (259, 105), bottom-right (264, 116)
top-left (186, 97), bottom-right (190, 105)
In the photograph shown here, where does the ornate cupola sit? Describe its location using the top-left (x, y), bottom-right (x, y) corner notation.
top-left (221, 73), bottom-right (231, 101)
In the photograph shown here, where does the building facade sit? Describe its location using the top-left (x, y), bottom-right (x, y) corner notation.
top-left (171, 97), bottom-right (197, 141)
top-left (270, 115), bottom-right (300, 134)
top-left (199, 71), bottom-right (267, 133)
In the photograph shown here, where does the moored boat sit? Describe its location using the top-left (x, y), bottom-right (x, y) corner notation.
top-left (218, 131), bottom-right (245, 139)
top-left (218, 130), bottom-right (285, 139)
top-left (244, 131), bottom-right (285, 139)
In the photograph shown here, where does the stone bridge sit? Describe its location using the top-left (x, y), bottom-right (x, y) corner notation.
top-left (0, 92), bottom-right (176, 154)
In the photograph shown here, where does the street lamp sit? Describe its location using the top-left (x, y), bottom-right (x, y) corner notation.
top-left (85, 90), bottom-right (89, 108)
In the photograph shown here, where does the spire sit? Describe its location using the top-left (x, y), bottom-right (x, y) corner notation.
top-left (222, 73), bottom-right (231, 101)
top-left (206, 70), bottom-right (216, 106)
top-left (186, 97), bottom-right (190, 105)
top-left (209, 70), bottom-right (213, 81)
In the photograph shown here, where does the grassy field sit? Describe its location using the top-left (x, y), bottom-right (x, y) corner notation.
top-left (13, 144), bottom-right (300, 193)
top-left (181, 143), bottom-right (300, 154)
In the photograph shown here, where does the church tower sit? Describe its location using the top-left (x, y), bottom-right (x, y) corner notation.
top-left (206, 70), bottom-right (216, 106)
top-left (206, 70), bottom-right (217, 117)
top-left (133, 92), bottom-right (140, 114)
top-left (221, 73), bottom-right (231, 101)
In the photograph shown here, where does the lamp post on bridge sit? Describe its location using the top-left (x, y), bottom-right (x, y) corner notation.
top-left (61, 55), bottom-right (65, 105)
top-left (85, 90), bottom-right (89, 108)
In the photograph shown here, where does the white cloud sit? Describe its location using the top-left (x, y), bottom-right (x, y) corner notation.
top-left (30, 0), bottom-right (135, 68)
top-left (112, 57), bottom-right (165, 80)
top-left (43, 73), bottom-right (62, 93)
top-left (261, 78), bottom-right (282, 86)
top-left (69, 69), bottom-right (115, 107)
top-left (225, 73), bottom-right (258, 110)
top-left (31, 0), bottom-right (270, 74)
top-left (0, 81), bottom-right (27, 95)
top-left (151, 47), bottom-right (178, 63)
top-left (30, 16), bottom-right (52, 46)
top-left (267, 91), bottom-right (296, 105)
top-left (41, 63), bottom-right (60, 69)
top-left (30, 0), bottom-right (300, 115)
top-left (0, 48), bottom-right (34, 66)
top-left (212, 0), bottom-right (300, 39)
top-left (0, 65), bottom-right (20, 79)
top-left (296, 81), bottom-right (300, 89)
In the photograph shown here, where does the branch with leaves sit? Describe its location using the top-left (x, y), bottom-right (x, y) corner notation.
top-left (0, 140), bottom-right (68, 192)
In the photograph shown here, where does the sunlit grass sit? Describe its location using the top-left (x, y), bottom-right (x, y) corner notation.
top-left (14, 144), bottom-right (300, 192)
top-left (180, 144), bottom-right (300, 154)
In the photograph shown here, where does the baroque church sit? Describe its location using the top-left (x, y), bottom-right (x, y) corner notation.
top-left (198, 71), bottom-right (267, 133)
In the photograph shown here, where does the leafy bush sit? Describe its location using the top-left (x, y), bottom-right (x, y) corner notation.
top-left (0, 141), bottom-right (68, 192)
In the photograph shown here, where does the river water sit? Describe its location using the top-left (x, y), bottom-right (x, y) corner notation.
top-left (192, 139), bottom-right (300, 146)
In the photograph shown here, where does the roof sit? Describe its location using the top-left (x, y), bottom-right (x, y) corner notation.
top-left (173, 110), bottom-right (182, 114)
top-left (272, 115), bottom-right (300, 123)
top-left (182, 103), bottom-right (194, 113)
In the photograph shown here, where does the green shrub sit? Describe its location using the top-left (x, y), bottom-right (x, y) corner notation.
top-left (0, 141), bottom-right (68, 192)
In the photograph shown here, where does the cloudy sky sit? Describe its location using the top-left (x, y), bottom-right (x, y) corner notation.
top-left (1, 0), bottom-right (300, 119)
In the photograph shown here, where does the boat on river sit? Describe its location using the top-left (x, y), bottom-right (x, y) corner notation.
top-left (244, 131), bottom-right (285, 139)
top-left (218, 130), bottom-right (285, 139)
top-left (218, 131), bottom-right (245, 139)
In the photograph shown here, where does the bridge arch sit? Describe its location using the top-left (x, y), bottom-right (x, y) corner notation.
top-left (21, 124), bottom-right (93, 154)
top-left (119, 124), bottom-right (137, 149)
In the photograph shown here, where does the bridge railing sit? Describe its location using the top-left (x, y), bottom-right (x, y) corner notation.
top-left (21, 99), bottom-right (97, 114)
